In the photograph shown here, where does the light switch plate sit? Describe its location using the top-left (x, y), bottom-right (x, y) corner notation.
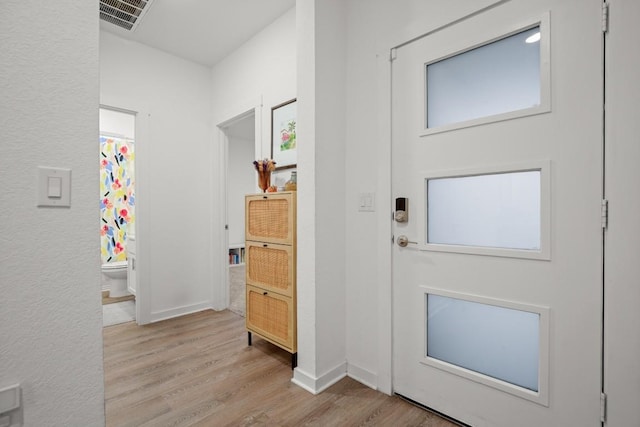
top-left (0, 384), bottom-right (20, 414)
top-left (358, 192), bottom-right (375, 212)
top-left (38, 166), bottom-right (71, 207)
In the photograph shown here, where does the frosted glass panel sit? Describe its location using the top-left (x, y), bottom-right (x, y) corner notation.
top-left (427, 26), bottom-right (541, 128)
top-left (427, 294), bottom-right (539, 391)
top-left (427, 170), bottom-right (540, 250)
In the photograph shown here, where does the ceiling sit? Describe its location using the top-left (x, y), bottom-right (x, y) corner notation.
top-left (100, 0), bottom-right (296, 67)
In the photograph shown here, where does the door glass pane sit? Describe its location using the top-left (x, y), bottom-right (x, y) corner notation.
top-left (426, 26), bottom-right (541, 128)
top-left (427, 294), bottom-right (539, 392)
top-left (427, 170), bottom-right (541, 250)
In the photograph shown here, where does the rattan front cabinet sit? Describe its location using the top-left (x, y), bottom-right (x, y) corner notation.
top-left (245, 192), bottom-right (297, 366)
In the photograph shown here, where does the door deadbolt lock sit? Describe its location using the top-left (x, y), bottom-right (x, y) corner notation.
top-left (394, 210), bottom-right (407, 222)
top-left (397, 235), bottom-right (417, 247)
top-left (395, 197), bottom-right (408, 222)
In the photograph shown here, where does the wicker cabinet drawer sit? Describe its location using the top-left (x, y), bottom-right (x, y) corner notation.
top-left (246, 285), bottom-right (296, 352)
top-left (245, 193), bottom-right (296, 245)
top-left (245, 191), bottom-right (297, 360)
top-left (245, 241), bottom-right (294, 297)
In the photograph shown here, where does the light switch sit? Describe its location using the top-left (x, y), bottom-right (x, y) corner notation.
top-left (48, 177), bottom-right (62, 198)
top-left (38, 166), bottom-right (71, 207)
top-left (358, 192), bottom-right (376, 212)
top-left (0, 384), bottom-right (20, 415)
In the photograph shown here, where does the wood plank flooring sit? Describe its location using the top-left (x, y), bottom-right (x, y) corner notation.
top-left (103, 309), bottom-right (458, 427)
top-left (102, 290), bottom-right (135, 305)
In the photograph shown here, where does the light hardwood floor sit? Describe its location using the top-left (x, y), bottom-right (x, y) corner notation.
top-left (103, 309), bottom-right (458, 427)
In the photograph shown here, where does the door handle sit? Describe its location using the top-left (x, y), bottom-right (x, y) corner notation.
top-left (397, 235), bottom-right (417, 247)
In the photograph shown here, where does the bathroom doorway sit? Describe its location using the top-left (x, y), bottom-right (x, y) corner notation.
top-left (99, 106), bottom-right (137, 327)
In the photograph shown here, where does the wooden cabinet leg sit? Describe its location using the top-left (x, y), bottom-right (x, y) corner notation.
top-left (291, 352), bottom-right (297, 369)
top-left (248, 331), bottom-right (252, 346)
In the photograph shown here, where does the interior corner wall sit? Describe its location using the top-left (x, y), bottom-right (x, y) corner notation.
top-left (294, 0), bottom-right (319, 388)
top-left (313, 0), bottom-right (348, 385)
top-left (100, 31), bottom-right (214, 321)
top-left (344, 0), bottom-right (392, 391)
top-left (210, 7), bottom-right (297, 308)
top-left (0, 2), bottom-right (105, 425)
top-left (293, 0), bottom-right (348, 392)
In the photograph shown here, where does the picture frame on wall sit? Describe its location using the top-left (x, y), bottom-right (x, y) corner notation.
top-left (271, 98), bottom-right (297, 170)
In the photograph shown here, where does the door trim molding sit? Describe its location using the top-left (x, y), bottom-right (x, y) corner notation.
top-left (415, 160), bottom-right (551, 260)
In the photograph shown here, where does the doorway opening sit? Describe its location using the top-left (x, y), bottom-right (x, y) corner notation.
top-left (99, 106), bottom-right (138, 327)
top-left (219, 109), bottom-right (258, 317)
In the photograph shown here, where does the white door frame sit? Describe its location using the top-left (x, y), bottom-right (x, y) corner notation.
top-left (371, 4), bottom-right (640, 424)
top-left (387, 1), bottom-right (604, 424)
top-left (603, 1), bottom-right (640, 425)
top-left (213, 97), bottom-right (262, 311)
top-left (99, 103), bottom-right (151, 325)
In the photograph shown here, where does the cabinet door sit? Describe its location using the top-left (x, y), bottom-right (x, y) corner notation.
top-left (246, 285), bottom-right (296, 352)
top-left (245, 193), bottom-right (296, 245)
top-left (246, 241), bottom-right (294, 297)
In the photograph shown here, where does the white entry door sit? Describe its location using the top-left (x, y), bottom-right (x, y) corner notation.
top-left (391, 1), bottom-right (604, 426)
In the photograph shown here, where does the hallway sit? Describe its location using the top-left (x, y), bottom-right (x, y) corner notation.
top-left (103, 310), bottom-right (457, 426)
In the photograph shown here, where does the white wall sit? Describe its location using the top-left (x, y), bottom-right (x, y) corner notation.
top-left (293, 0), bottom-right (348, 393)
top-left (0, 1), bottom-right (105, 426)
top-left (100, 31), bottom-right (214, 322)
top-left (211, 7), bottom-right (296, 156)
top-left (227, 124), bottom-right (255, 246)
top-left (210, 7), bottom-right (297, 309)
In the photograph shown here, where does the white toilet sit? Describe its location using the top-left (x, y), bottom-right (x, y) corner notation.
top-left (101, 261), bottom-right (129, 297)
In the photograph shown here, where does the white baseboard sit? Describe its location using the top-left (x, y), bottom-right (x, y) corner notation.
top-left (150, 301), bottom-right (212, 323)
top-left (291, 361), bottom-right (348, 394)
top-left (211, 301), bottom-right (227, 311)
top-left (347, 363), bottom-right (378, 390)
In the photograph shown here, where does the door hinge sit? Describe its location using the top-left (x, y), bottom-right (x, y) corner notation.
top-left (601, 392), bottom-right (607, 422)
top-left (601, 199), bottom-right (609, 229)
top-left (602, 2), bottom-right (609, 33)
top-left (390, 48), bottom-right (397, 62)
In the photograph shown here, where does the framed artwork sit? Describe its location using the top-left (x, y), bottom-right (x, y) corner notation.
top-left (271, 98), bottom-right (297, 170)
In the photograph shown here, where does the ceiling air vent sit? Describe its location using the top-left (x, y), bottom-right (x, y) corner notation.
top-left (100, 0), bottom-right (155, 32)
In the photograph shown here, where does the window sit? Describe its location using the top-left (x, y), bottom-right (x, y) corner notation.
top-left (424, 20), bottom-right (549, 134)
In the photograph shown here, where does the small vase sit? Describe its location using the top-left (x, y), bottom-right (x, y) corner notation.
top-left (257, 170), bottom-right (271, 193)
top-left (284, 171), bottom-right (297, 191)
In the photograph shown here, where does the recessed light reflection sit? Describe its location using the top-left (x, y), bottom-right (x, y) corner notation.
top-left (526, 32), bottom-right (541, 44)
